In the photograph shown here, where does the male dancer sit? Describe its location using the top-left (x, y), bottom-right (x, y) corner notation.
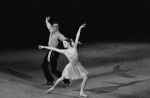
top-left (41, 16), bottom-right (70, 85)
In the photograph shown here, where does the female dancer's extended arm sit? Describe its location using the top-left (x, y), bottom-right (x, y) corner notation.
top-left (74, 23), bottom-right (86, 48)
top-left (38, 45), bottom-right (65, 54)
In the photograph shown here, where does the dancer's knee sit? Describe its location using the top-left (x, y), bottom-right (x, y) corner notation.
top-left (83, 74), bottom-right (88, 80)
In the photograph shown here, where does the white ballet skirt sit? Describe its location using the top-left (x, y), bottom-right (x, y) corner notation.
top-left (62, 48), bottom-right (89, 80)
top-left (62, 61), bottom-right (89, 80)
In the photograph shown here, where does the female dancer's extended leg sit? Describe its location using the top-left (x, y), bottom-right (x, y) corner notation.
top-left (47, 76), bottom-right (65, 93)
top-left (80, 74), bottom-right (88, 97)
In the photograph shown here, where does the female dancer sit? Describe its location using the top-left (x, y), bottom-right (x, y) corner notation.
top-left (39, 23), bottom-right (88, 97)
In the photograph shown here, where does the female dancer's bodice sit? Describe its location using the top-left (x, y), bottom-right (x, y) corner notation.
top-left (65, 48), bottom-right (78, 64)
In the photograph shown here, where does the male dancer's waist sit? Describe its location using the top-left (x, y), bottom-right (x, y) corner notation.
top-left (48, 43), bottom-right (58, 47)
top-left (48, 38), bottom-right (59, 47)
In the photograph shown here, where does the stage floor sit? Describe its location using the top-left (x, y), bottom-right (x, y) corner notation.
top-left (1, 43), bottom-right (150, 98)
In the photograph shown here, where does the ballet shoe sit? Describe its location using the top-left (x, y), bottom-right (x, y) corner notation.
top-left (68, 83), bottom-right (72, 87)
top-left (69, 80), bottom-right (72, 87)
top-left (47, 88), bottom-right (54, 94)
top-left (80, 92), bottom-right (88, 97)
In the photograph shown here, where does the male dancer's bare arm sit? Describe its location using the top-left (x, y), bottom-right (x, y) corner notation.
top-left (46, 16), bottom-right (53, 33)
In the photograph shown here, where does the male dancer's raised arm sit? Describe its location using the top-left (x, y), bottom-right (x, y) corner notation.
top-left (45, 16), bottom-right (53, 33)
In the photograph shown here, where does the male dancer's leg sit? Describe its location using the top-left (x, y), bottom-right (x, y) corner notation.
top-left (50, 51), bottom-right (70, 85)
top-left (50, 51), bottom-right (62, 77)
top-left (41, 51), bottom-right (54, 85)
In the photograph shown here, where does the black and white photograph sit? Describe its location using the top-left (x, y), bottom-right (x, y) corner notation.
top-left (0, 0), bottom-right (149, 98)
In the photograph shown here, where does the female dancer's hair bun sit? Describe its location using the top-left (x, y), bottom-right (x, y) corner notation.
top-left (65, 38), bottom-right (74, 47)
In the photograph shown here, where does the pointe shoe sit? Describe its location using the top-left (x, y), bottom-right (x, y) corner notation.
top-left (68, 82), bottom-right (72, 87)
top-left (80, 92), bottom-right (88, 97)
top-left (69, 80), bottom-right (72, 87)
top-left (47, 88), bottom-right (54, 94)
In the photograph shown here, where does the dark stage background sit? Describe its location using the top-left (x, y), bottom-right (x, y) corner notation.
top-left (0, 0), bottom-right (149, 50)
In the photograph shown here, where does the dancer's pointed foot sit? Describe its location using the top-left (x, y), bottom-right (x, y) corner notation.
top-left (80, 92), bottom-right (88, 97)
top-left (47, 87), bottom-right (54, 94)
top-left (68, 83), bottom-right (72, 87)
top-left (68, 80), bottom-right (72, 87)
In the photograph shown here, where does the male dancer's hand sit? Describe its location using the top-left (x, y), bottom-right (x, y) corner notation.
top-left (46, 16), bottom-right (50, 22)
top-left (45, 16), bottom-right (51, 29)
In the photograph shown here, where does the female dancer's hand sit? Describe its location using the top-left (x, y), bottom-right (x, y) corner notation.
top-left (80, 23), bottom-right (86, 28)
top-left (38, 45), bottom-right (44, 49)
